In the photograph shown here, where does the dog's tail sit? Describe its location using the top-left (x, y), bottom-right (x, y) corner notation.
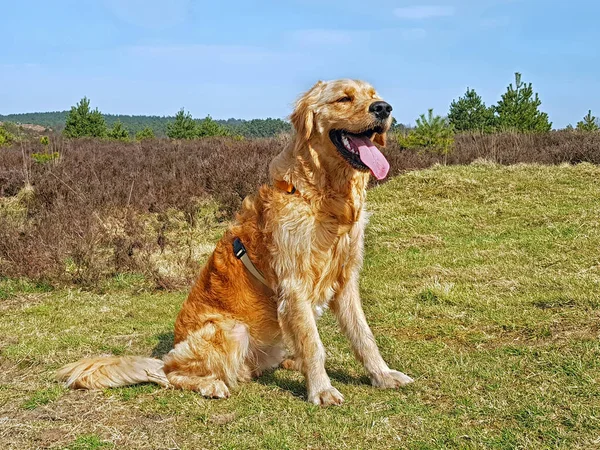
top-left (56, 356), bottom-right (170, 389)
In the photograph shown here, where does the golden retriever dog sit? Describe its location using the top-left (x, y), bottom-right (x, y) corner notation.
top-left (57, 79), bottom-right (413, 406)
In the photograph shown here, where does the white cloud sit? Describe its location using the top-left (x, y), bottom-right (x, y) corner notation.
top-left (394, 5), bottom-right (455, 20)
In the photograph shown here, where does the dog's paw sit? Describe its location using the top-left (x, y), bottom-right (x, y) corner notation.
top-left (309, 387), bottom-right (344, 406)
top-left (198, 379), bottom-right (230, 399)
top-left (371, 370), bottom-right (414, 389)
top-left (281, 358), bottom-right (301, 371)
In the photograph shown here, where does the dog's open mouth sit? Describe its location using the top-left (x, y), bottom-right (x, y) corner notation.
top-left (329, 127), bottom-right (390, 180)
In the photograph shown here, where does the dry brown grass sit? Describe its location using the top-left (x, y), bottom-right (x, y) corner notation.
top-left (384, 130), bottom-right (600, 178)
top-left (0, 137), bottom-right (285, 287)
top-left (1, 131), bottom-right (599, 288)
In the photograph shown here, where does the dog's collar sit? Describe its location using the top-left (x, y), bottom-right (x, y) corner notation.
top-left (274, 179), bottom-right (297, 195)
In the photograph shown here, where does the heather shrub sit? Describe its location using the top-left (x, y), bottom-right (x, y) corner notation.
top-left (382, 131), bottom-right (600, 179)
top-left (0, 124), bottom-right (16, 147)
top-left (1, 132), bottom-right (599, 288)
top-left (31, 152), bottom-right (60, 164)
top-left (0, 137), bottom-right (281, 287)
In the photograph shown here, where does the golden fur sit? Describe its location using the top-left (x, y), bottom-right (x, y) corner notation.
top-left (57, 79), bottom-right (413, 406)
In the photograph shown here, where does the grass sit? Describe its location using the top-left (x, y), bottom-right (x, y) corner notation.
top-left (1, 163), bottom-right (599, 449)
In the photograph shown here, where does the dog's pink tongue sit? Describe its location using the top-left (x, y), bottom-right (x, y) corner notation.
top-left (348, 135), bottom-right (390, 180)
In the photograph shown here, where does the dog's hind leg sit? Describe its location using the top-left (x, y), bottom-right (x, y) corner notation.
top-left (163, 373), bottom-right (230, 398)
top-left (163, 315), bottom-right (250, 399)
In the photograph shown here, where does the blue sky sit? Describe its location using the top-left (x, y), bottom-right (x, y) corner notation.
top-left (1, 0), bottom-right (598, 127)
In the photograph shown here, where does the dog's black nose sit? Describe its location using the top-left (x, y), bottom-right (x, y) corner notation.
top-left (369, 101), bottom-right (393, 120)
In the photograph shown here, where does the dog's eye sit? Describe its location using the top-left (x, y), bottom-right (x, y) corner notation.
top-left (336, 96), bottom-right (352, 103)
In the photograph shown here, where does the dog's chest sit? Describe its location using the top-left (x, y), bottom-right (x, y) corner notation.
top-left (269, 187), bottom-right (367, 311)
top-left (309, 212), bottom-right (365, 309)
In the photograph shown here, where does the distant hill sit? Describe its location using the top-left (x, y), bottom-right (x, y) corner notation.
top-left (0, 121), bottom-right (48, 134)
top-left (0, 111), bottom-right (410, 138)
top-left (0, 111), bottom-right (69, 132)
top-left (0, 111), bottom-right (292, 138)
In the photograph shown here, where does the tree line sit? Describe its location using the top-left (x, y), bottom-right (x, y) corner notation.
top-left (56, 100), bottom-right (292, 141)
top-left (397, 72), bottom-right (598, 158)
top-left (1, 72), bottom-right (598, 147)
top-left (0, 108), bottom-right (291, 140)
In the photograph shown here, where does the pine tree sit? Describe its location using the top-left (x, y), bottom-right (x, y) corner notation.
top-left (196, 115), bottom-right (230, 137)
top-left (448, 88), bottom-right (496, 132)
top-left (399, 109), bottom-right (454, 162)
top-left (576, 110), bottom-right (599, 132)
top-left (166, 109), bottom-right (197, 139)
top-left (135, 126), bottom-right (156, 141)
top-left (64, 97), bottom-right (107, 138)
top-left (108, 121), bottom-right (130, 141)
top-left (494, 73), bottom-right (552, 132)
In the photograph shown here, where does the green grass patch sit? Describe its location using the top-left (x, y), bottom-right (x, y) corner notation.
top-left (1, 164), bottom-right (599, 449)
top-left (66, 435), bottom-right (114, 450)
top-left (0, 277), bottom-right (53, 300)
top-left (22, 386), bottom-right (65, 410)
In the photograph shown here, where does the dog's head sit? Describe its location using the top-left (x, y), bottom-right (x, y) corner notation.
top-left (290, 79), bottom-right (392, 180)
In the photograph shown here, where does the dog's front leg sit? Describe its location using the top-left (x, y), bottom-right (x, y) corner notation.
top-left (331, 274), bottom-right (414, 389)
top-left (277, 280), bottom-right (344, 406)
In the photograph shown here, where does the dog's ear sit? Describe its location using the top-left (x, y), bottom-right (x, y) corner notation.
top-left (373, 132), bottom-right (387, 147)
top-left (290, 81), bottom-right (323, 141)
top-left (290, 98), bottom-right (314, 141)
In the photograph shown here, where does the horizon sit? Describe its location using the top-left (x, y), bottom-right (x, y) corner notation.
top-left (1, 1), bottom-right (599, 127)
top-left (0, 109), bottom-right (288, 121)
